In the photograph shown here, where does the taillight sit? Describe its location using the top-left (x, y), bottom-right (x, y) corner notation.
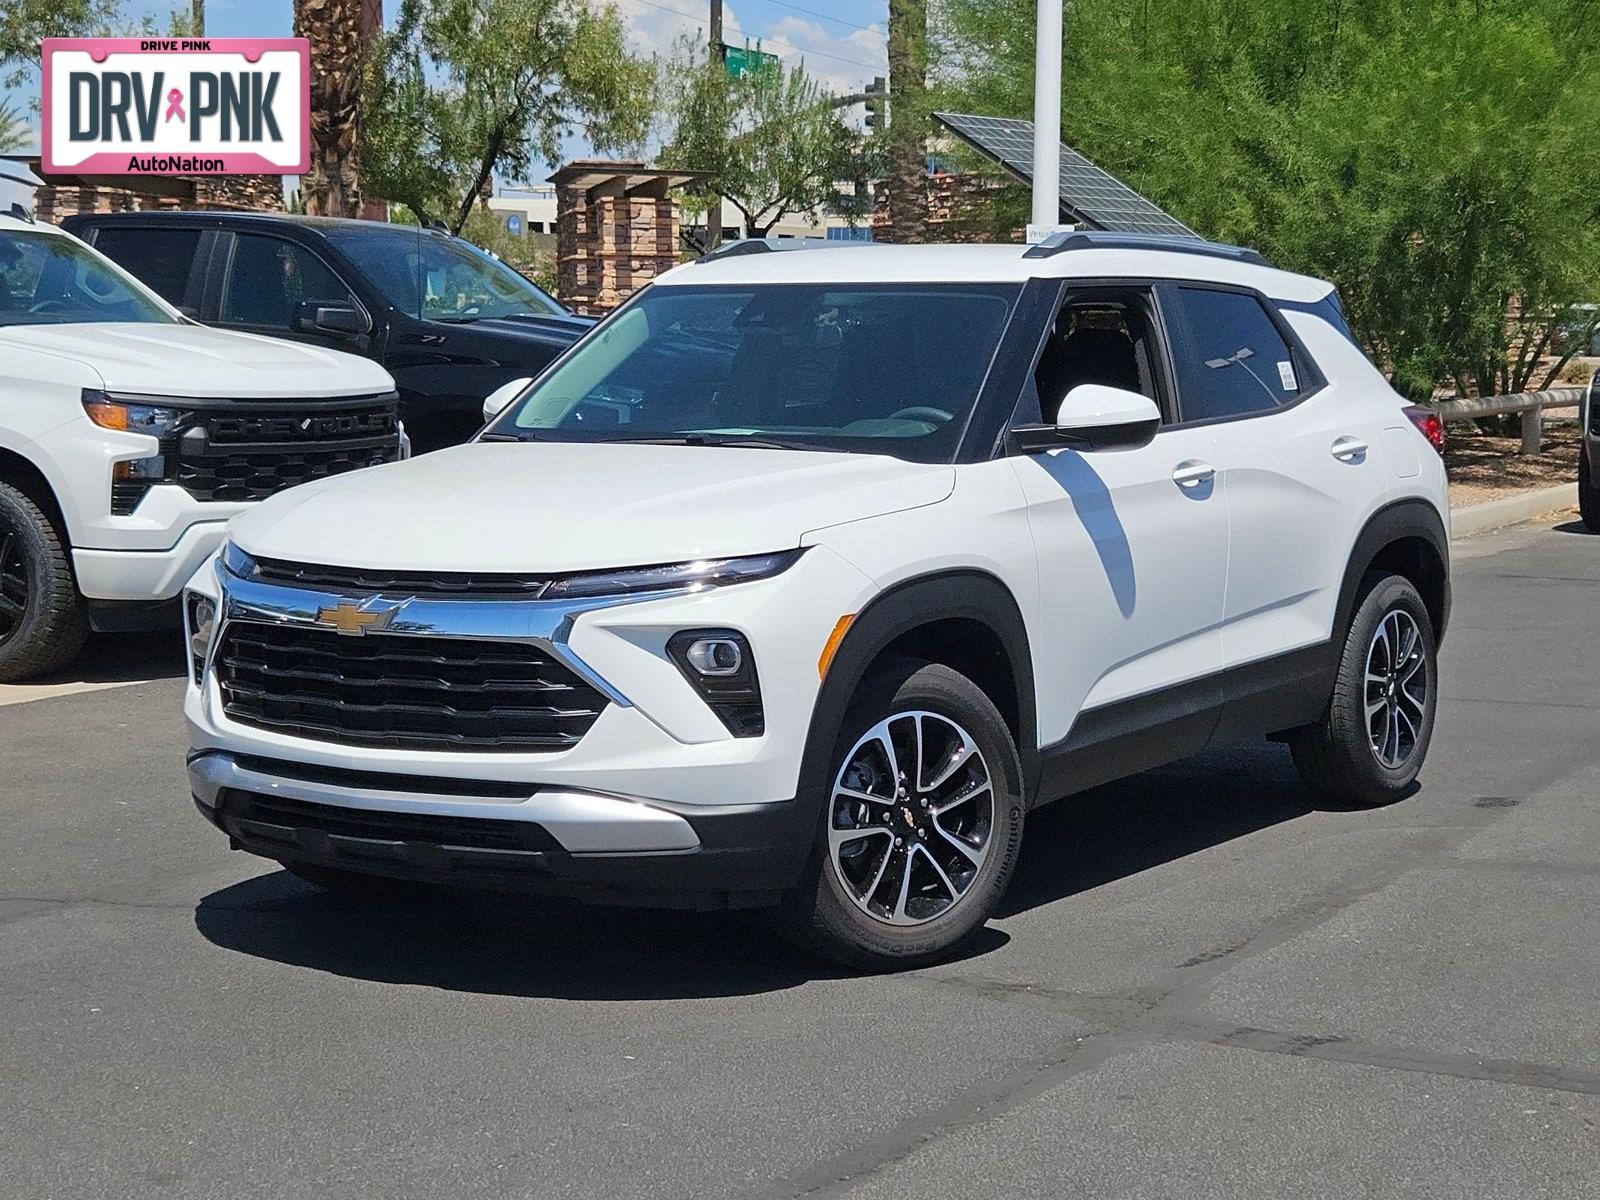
top-left (1404, 405), bottom-right (1445, 454)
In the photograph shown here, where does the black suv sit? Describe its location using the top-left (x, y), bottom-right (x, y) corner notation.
top-left (63, 212), bottom-right (592, 452)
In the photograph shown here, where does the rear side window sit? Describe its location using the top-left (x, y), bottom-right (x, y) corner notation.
top-left (220, 234), bottom-right (353, 329)
top-left (91, 227), bottom-right (203, 308)
top-left (1162, 285), bottom-right (1307, 422)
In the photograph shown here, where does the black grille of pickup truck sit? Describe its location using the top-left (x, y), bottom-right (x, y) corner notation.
top-left (172, 396), bottom-right (401, 505)
top-left (217, 622), bottom-right (609, 753)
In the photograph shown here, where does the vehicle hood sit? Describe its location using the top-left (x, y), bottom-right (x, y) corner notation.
top-left (0, 323), bottom-right (394, 398)
top-left (229, 441), bottom-right (954, 574)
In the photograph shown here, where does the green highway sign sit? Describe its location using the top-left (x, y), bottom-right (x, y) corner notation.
top-left (722, 43), bottom-right (779, 80)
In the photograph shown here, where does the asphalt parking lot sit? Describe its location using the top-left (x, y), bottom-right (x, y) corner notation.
top-left (2, 517), bottom-right (1597, 1200)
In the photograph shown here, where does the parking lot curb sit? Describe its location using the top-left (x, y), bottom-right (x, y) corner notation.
top-left (1451, 483), bottom-right (1579, 540)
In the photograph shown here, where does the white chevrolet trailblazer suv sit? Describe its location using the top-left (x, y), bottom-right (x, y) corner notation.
top-left (0, 213), bottom-right (400, 680)
top-left (184, 233), bottom-right (1450, 969)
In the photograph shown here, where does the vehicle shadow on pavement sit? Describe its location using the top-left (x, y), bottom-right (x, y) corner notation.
top-left (996, 739), bottom-right (1315, 918)
top-left (191, 742), bottom-right (1319, 997)
top-left (1550, 520), bottom-right (1595, 536)
top-left (193, 872), bottom-right (1013, 999)
top-left (45, 631), bottom-right (186, 685)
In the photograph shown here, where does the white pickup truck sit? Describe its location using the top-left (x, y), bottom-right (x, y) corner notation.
top-left (0, 212), bottom-right (401, 680)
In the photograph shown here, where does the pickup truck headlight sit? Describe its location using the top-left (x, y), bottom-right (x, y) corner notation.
top-left (82, 391), bottom-right (187, 437)
top-left (83, 390), bottom-right (189, 515)
top-left (543, 549), bottom-right (803, 600)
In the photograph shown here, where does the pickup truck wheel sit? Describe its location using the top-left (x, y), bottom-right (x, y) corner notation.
top-left (783, 660), bottom-right (1024, 971)
top-left (1289, 573), bottom-right (1436, 806)
top-left (1580, 449), bottom-right (1599, 533)
top-left (0, 482), bottom-right (87, 683)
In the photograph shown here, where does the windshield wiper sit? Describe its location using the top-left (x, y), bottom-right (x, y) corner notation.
top-left (478, 431), bottom-right (538, 443)
top-left (597, 434), bottom-right (812, 451)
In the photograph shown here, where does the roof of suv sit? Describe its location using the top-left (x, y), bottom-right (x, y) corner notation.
top-left (661, 238), bottom-right (1335, 303)
top-left (62, 209), bottom-right (457, 237)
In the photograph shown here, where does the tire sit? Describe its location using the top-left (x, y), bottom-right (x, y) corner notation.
top-left (781, 659), bottom-right (1025, 971)
top-left (1289, 573), bottom-right (1437, 806)
top-left (279, 860), bottom-right (436, 900)
top-left (0, 481), bottom-right (87, 683)
top-left (1580, 448), bottom-right (1599, 533)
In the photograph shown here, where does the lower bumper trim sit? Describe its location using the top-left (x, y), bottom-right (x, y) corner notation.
top-left (188, 751), bottom-right (815, 907)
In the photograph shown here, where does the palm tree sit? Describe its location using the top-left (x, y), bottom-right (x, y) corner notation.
top-left (0, 100), bottom-right (29, 155)
top-left (884, 0), bottom-right (929, 243)
top-left (294, 0), bottom-right (377, 216)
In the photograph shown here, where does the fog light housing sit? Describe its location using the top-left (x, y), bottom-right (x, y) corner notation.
top-left (668, 629), bottom-right (764, 737)
top-left (185, 592), bottom-right (216, 685)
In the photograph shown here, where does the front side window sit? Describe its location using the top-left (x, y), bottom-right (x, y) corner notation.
top-left (0, 230), bottom-right (173, 327)
top-left (91, 227), bottom-right (204, 308)
top-left (1162, 285), bottom-right (1306, 422)
top-left (220, 234), bottom-right (353, 329)
top-left (320, 224), bottom-right (564, 322)
top-left (492, 284), bottom-right (1020, 462)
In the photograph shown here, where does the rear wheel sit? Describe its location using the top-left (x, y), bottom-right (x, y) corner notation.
top-left (0, 482), bottom-right (87, 683)
top-left (1290, 573), bottom-right (1437, 806)
top-left (1580, 448), bottom-right (1599, 533)
top-left (782, 660), bottom-right (1025, 971)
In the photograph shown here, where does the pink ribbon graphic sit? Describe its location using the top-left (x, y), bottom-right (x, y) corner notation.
top-left (164, 88), bottom-right (185, 123)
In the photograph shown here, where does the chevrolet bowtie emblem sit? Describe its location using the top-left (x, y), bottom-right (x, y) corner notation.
top-left (315, 601), bottom-right (396, 637)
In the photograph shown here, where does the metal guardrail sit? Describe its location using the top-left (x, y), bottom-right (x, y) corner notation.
top-left (1434, 385), bottom-right (1588, 454)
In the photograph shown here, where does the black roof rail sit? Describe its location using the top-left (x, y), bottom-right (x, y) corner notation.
top-left (1023, 230), bottom-right (1270, 267)
top-left (697, 236), bottom-right (872, 263)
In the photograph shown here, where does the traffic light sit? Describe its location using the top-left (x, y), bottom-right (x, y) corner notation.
top-left (864, 76), bottom-right (886, 130)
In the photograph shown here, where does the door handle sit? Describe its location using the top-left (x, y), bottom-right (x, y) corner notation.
top-left (1171, 460), bottom-right (1216, 488)
top-left (1331, 436), bottom-right (1369, 461)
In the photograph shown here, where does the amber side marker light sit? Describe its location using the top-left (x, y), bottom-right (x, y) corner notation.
top-left (818, 614), bottom-right (856, 679)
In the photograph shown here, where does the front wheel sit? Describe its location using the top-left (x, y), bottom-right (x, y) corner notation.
top-left (782, 660), bottom-right (1025, 971)
top-left (1290, 573), bottom-right (1437, 806)
top-left (0, 482), bottom-right (87, 683)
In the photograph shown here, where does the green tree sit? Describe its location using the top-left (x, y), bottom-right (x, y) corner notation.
top-left (363, 0), bottom-right (653, 232)
top-left (938, 0), bottom-right (1600, 399)
top-left (660, 37), bottom-right (865, 248)
top-left (2, 0), bottom-right (118, 87)
top-left (0, 98), bottom-right (28, 153)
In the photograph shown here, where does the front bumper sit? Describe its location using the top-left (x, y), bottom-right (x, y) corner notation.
top-left (190, 750), bottom-right (814, 906)
top-left (74, 519), bottom-right (229, 601)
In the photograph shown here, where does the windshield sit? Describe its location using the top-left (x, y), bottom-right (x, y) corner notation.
top-left (320, 224), bottom-right (565, 322)
top-left (489, 284), bottom-right (1020, 462)
top-left (0, 229), bottom-right (174, 327)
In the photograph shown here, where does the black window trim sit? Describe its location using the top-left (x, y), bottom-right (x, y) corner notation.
top-left (1154, 279), bottom-right (1329, 431)
top-left (989, 276), bottom-right (1185, 460)
top-left (215, 229), bottom-right (370, 335)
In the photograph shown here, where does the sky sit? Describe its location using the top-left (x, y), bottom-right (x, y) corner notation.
top-left (5, 0), bottom-right (890, 185)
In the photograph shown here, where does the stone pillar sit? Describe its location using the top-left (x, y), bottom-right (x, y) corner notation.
top-left (551, 161), bottom-right (692, 316)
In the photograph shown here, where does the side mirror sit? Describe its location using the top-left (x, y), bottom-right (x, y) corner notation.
top-left (482, 377), bottom-right (532, 423)
top-left (293, 300), bottom-right (369, 337)
top-left (1012, 384), bottom-right (1161, 453)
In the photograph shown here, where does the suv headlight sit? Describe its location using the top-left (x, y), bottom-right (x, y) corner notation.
top-left (184, 590), bottom-right (217, 684)
top-left (668, 628), bottom-right (765, 737)
top-left (221, 540), bottom-right (260, 581)
top-left (543, 549), bottom-right (803, 600)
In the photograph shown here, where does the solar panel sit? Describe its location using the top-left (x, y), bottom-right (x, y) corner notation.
top-left (933, 111), bottom-right (1200, 240)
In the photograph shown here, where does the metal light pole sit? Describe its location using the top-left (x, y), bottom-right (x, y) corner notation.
top-left (1030, 0), bottom-right (1062, 232)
